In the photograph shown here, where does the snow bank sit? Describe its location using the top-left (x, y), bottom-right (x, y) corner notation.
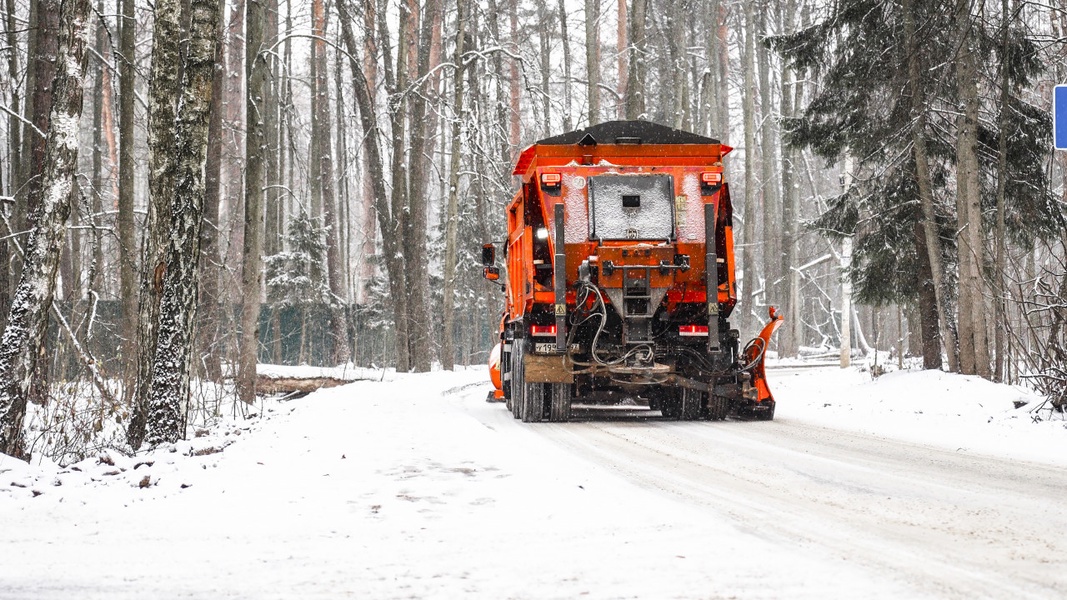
top-left (771, 363), bottom-right (1066, 467)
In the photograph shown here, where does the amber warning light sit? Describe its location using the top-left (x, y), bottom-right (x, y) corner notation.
top-left (701, 172), bottom-right (722, 185)
top-left (540, 173), bottom-right (562, 187)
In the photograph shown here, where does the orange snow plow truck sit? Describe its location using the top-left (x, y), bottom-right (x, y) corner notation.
top-left (482, 121), bottom-right (782, 422)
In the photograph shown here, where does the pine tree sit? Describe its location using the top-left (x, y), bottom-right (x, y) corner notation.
top-left (776, 0), bottom-right (1060, 374)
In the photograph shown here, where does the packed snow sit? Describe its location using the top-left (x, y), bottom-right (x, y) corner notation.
top-left (2, 361), bottom-right (1065, 599)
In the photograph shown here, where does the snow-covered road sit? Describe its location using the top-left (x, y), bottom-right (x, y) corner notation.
top-left (2, 366), bottom-right (1066, 599)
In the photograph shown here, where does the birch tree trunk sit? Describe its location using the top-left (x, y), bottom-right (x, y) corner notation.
top-left (129, 0), bottom-right (184, 449)
top-left (144, 0), bottom-right (220, 445)
top-left (237, 0), bottom-right (267, 404)
top-left (0, 0), bottom-right (91, 458)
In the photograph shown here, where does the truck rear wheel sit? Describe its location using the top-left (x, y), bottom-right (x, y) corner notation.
top-left (707, 395), bottom-right (729, 421)
top-left (510, 338), bottom-right (525, 419)
top-left (680, 387), bottom-right (704, 421)
top-left (523, 382), bottom-right (545, 422)
top-left (549, 383), bottom-right (571, 422)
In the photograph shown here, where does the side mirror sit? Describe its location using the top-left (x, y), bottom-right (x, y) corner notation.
top-left (481, 243), bottom-right (496, 267)
top-left (483, 266), bottom-right (501, 281)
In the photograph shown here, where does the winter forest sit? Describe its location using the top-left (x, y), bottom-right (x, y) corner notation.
top-left (0, 0), bottom-right (1065, 460)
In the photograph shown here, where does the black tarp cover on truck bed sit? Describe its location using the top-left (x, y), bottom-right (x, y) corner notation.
top-left (533, 120), bottom-right (721, 147)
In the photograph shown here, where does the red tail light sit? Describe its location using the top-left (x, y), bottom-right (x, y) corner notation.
top-left (530, 324), bottom-right (557, 337)
top-left (679, 325), bottom-right (709, 337)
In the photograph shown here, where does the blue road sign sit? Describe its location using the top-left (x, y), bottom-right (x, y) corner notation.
top-left (1057, 85), bottom-right (1067, 150)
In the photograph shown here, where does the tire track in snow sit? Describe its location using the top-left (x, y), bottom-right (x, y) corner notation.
top-left (495, 414), bottom-right (1067, 599)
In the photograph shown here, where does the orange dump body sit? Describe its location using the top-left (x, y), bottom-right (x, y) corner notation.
top-left (505, 145), bottom-right (738, 326)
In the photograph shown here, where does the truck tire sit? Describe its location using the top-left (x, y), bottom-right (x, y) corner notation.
top-left (510, 337), bottom-right (525, 419)
top-left (549, 383), bottom-right (571, 422)
top-left (680, 387), bottom-right (703, 421)
top-left (707, 395), bottom-right (729, 421)
top-left (523, 382), bottom-right (545, 422)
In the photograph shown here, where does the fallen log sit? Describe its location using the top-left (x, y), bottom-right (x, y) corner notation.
top-left (254, 375), bottom-right (351, 395)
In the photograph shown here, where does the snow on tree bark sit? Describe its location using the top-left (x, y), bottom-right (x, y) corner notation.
top-left (129, 0), bottom-right (183, 449)
top-left (143, 0), bottom-right (219, 446)
top-left (0, 0), bottom-right (92, 458)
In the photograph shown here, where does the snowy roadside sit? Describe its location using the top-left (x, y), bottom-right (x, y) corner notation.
top-left (1, 362), bottom-right (1065, 598)
top-left (767, 360), bottom-right (1067, 468)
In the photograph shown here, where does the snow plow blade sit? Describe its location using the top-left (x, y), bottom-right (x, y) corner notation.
top-left (737, 307), bottom-right (784, 420)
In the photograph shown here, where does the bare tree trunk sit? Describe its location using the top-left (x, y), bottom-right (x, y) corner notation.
top-left (118, 0), bottom-right (137, 398)
top-left (223, 0), bottom-right (246, 270)
top-left (993, 0), bottom-right (1010, 382)
top-left (584, 0), bottom-right (600, 125)
top-left (264, 0), bottom-right (280, 258)
top-left (625, 0), bottom-right (646, 120)
top-left (311, 0), bottom-right (350, 365)
top-left (19, 0), bottom-right (60, 234)
top-left (557, 0), bottom-right (573, 130)
top-left (537, 0), bottom-right (552, 136)
top-left (400, 0), bottom-right (441, 372)
top-left (88, 0), bottom-right (104, 299)
top-left (1, 0), bottom-right (21, 323)
top-left (757, 0), bottom-right (779, 306)
top-left (778, 0), bottom-right (798, 357)
top-left (145, 0), bottom-right (220, 445)
top-left (337, 0), bottom-right (409, 371)
top-left (384, 0), bottom-right (412, 371)
top-left (0, 0), bottom-right (91, 458)
top-left (441, 0), bottom-right (466, 371)
top-left (954, 0), bottom-right (989, 379)
top-left (616, 0), bottom-right (627, 120)
top-left (904, 0), bottom-right (955, 371)
top-left (200, 3), bottom-right (225, 383)
top-left (703, 0), bottom-right (720, 138)
top-left (740, 0), bottom-right (757, 336)
top-left (237, 0), bottom-right (266, 404)
top-left (357, 0), bottom-right (378, 306)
